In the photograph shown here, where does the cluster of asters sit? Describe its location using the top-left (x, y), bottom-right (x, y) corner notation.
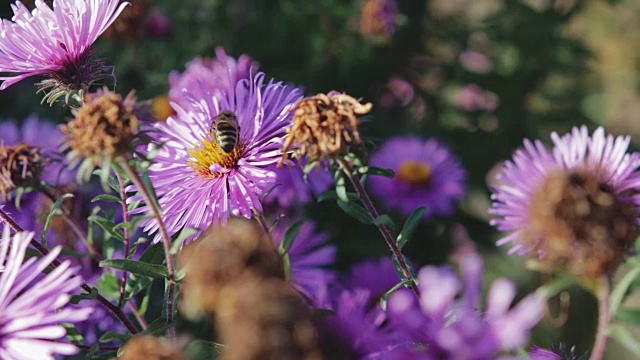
top-left (0, 0), bottom-right (638, 359)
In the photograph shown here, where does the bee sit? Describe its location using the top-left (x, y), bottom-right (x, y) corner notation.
top-left (211, 110), bottom-right (240, 153)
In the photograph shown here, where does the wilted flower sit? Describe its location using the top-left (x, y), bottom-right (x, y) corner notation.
top-left (178, 218), bottom-right (284, 319)
top-left (118, 335), bottom-right (188, 360)
top-left (130, 71), bottom-right (302, 244)
top-left (281, 92), bottom-right (372, 163)
top-left (217, 275), bottom-right (324, 360)
top-left (0, 0), bottom-right (129, 102)
top-left (368, 136), bottom-right (466, 218)
top-left (387, 253), bottom-right (544, 359)
top-left (489, 127), bottom-right (640, 277)
top-left (168, 47), bottom-right (259, 109)
top-left (60, 90), bottom-right (144, 184)
top-left (151, 95), bottom-right (176, 121)
top-left (0, 227), bottom-right (91, 360)
top-left (273, 220), bottom-right (336, 307)
top-left (360, 0), bottom-right (398, 40)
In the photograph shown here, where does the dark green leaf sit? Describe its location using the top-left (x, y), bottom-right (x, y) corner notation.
top-left (337, 199), bottom-right (374, 224)
top-left (170, 227), bottom-right (198, 254)
top-left (41, 193), bottom-right (74, 243)
top-left (99, 331), bottom-right (129, 343)
top-left (89, 215), bottom-right (126, 242)
top-left (611, 265), bottom-right (640, 317)
top-left (379, 280), bottom-right (413, 310)
top-left (97, 272), bottom-right (121, 301)
top-left (280, 220), bottom-right (305, 254)
top-left (92, 194), bottom-right (122, 203)
top-left (396, 206), bottom-right (426, 250)
top-left (187, 340), bottom-right (225, 360)
top-left (100, 259), bottom-right (169, 279)
top-left (373, 214), bottom-right (396, 232)
top-left (616, 307), bottom-right (640, 326)
top-left (335, 172), bottom-right (350, 203)
top-left (358, 166), bottom-right (395, 178)
top-left (316, 190), bottom-right (358, 203)
top-left (62, 323), bottom-right (84, 345)
top-left (282, 253), bottom-right (291, 282)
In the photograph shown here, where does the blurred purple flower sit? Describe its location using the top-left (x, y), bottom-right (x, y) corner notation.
top-left (0, 227), bottom-right (91, 359)
top-left (489, 126), bottom-right (640, 256)
top-left (0, 0), bottom-right (129, 90)
top-left (342, 257), bottom-right (411, 302)
top-left (129, 71), bottom-right (303, 245)
top-left (379, 76), bottom-right (415, 109)
top-left (168, 47), bottom-right (259, 108)
top-left (263, 161), bottom-right (333, 212)
top-left (387, 253), bottom-right (544, 359)
top-left (459, 50), bottom-right (494, 74)
top-left (455, 84), bottom-right (499, 112)
top-left (368, 136), bottom-right (466, 218)
top-left (146, 12), bottom-right (172, 38)
top-left (360, 0), bottom-right (398, 40)
top-left (317, 289), bottom-right (399, 359)
top-left (273, 220), bottom-right (336, 307)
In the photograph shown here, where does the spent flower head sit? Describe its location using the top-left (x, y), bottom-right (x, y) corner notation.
top-left (129, 70), bottom-right (302, 244)
top-left (360, 0), bottom-right (398, 41)
top-left (281, 92), bottom-right (372, 164)
top-left (0, 227), bottom-right (91, 360)
top-left (0, 0), bottom-right (129, 103)
top-left (60, 89), bottom-right (145, 184)
top-left (489, 126), bottom-right (640, 278)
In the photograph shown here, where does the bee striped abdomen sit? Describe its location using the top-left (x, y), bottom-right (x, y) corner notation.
top-left (212, 111), bottom-right (240, 153)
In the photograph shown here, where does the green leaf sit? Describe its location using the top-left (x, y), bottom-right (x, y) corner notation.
top-left (610, 265), bottom-right (640, 318)
top-left (71, 287), bottom-right (99, 304)
top-left (335, 172), bottom-right (350, 203)
top-left (282, 253), bottom-right (291, 282)
top-left (616, 307), bottom-right (640, 326)
top-left (534, 275), bottom-right (575, 299)
top-left (140, 317), bottom-right (169, 336)
top-left (89, 214), bottom-right (125, 242)
top-left (610, 324), bottom-right (640, 355)
top-left (170, 227), bottom-right (198, 254)
top-left (337, 199), bottom-right (374, 224)
top-left (379, 280), bottom-right (413, 310)
top-left (100, 259), bottom-right (169, 279)
top-left (40, 193), bottom-right (75, 244)
top-left (187, 340), bottom-right (225, 360)
top-left (392, 254), bottom-right (416, 283)
top-left (62, 323), bottom-right (84, 345)
top-left (99, 331), bottom-right (130, 343)
top-left (358, 166), bottom-right (395, 178)
top-left (373, 214), bottom-right (396, 233)
top-left (396, 206), bottom-right (426, 250)
top-left (279, 220), bottom-right (304, 254)
top-left (97, 272), bottom-right (121, 302)
top-left (92, 194), bottom-right (122, 203)
top-left (317, 190), bottom-right (359, 203)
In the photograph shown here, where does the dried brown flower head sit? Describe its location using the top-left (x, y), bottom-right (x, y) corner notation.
top-left (281, 92), bottom-right (372, 164)
top-left (0, 143), bottom-right (44, 201)
top-left (178, 218), bottom-right (284, 319)
top-left (118, 335), bottom-right (188, 360)
top-left (103, 0), bottom-right (148, 42)
top-left (60, 90), bottom-right (142, 182)
top-left (527, 169), bottom-right (639, 277)
top-left (151, 95), bottom-right (176, 121)
top-left (217, 276), bottom-right (324, 360)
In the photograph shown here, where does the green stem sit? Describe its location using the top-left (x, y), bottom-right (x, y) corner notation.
top-left (117, 158), bottom-right (176, 337)
top-left (336, 158), bottom-right (419, 296)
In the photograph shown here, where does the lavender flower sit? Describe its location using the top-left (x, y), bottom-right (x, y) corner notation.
top-left (368, 136), bottom-right (466, 218)
top-left (0, 227), bottom-right (91, 359)
top-left (273, 220), bottom-right (336, 307)
top-left (530, 344), bottom-right (587, 360)
top-left (168, 47), bottom-right (259, 108)
top-left (0, 0), bottom-right (129, 100)
top-left (343, 256), bottom-right (412, 302)
top-left (387, 253), bottom-right (544, 359)
top-left (129, 71), bottom-right (303, 244)
top-left (489, 127), bottom-right (640, 277)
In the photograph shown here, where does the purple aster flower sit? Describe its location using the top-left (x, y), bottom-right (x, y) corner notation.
top-left (489, 127), bottom-right (640, 277)
top-left (387, 253), bottom-right (544, 359)
top-left (168, 47), bottom-right (259, 108)
top-left (0, 226), bottom-right (91, 359)
top-left (129, 71), bottom-right (303, 245)
top-left (530, 344), bottom-right (587, 360)
top-left (368, 136), bottom-right (466, 218)
top-left (263, 160), bottom-right (333, 213)
top-left (273, 220), bottom-right (336, 307)
top-left (342, 256), bottom-right (414, 303)
top-left (316, 288), bottom-right (399, 359)
top-left (360, 0), bottom-right (398, 40)
top-left (0, 0), bottom-right (129, 101)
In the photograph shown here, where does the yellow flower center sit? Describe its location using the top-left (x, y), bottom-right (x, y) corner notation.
top-left (397, 160), bottom-right (432, 185)
top-left (188, 137), bottom-right (246, 179)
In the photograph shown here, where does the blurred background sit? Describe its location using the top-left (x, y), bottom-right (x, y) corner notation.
top-left (3, 0), bottom-right (640, 357)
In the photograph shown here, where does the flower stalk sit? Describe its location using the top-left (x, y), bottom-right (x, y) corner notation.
top-left (590, 277), bottom-right (612, 360)
top-left (336, 157), bottom-right (419, 295)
